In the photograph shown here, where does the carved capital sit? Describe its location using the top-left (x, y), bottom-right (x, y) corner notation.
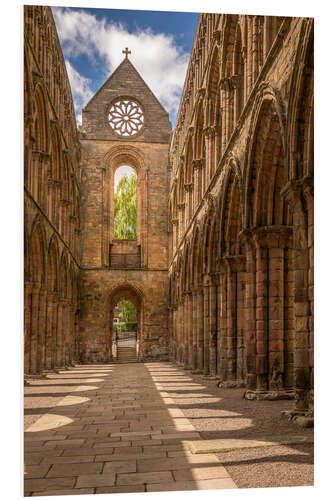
top-left (221, 254), bottom-right (246, 273)
top-left (251, 225), bottom-right (293, 249)
top-left (219, 77), bottom-right (231, 91)
top-left (230, 74), bottom-right (243, 89)
top-left (197, 87), bottom-right (206, 98)
top-left (213, 30), bottom-right (221, 45)
top-left (60, 199), bottom-right (71, 207)
top-left (192, 158), bottom-right (203, 170)
top-left (203, 125), bottom-right (216, 138)
top-left (281, 180), bottom-right (303, 210)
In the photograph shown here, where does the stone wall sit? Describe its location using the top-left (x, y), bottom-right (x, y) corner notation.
top-left (24, 6), bottom-right (81, 374)
top-left (168, 14), bottom-right (313, 418)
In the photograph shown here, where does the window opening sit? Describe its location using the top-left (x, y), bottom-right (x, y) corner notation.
top-left (114, 166), bottom-right (137, 239)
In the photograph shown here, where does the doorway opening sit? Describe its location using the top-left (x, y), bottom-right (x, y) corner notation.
top-left (110, 285), bottom-right (143, 362)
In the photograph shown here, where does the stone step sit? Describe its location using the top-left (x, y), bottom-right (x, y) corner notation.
top-left (116, 346), bottom-right (137, 363)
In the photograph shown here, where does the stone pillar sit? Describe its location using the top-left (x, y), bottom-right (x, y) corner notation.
top-left (203, 275), bottom-right (210, 375)
top-left (197, 288), bottom-right (204, 372)
top-left (254, 243), bottom-right (269, 391)
top-left (30, 284), bottom-right (40, 374)
top-left (56, 299), bottom-right (66, 367)
top-left (183, 294), bottom-right (189, 369)
top-left (51, 294), bottom-right (59, 369)
top-left (240, 230), bottom-right (257, 390)
top-left (252, 227), bottom-right (293, 393)
top-left (38, 289), bottom-right (47, 373)
top-left (283, 178), bottom-right (313, 412)
top-left (208, 275), bottom-right (218, 377)
top-left (184, 185), bottom-right (191, 226)
top-left (24, 281), bottom-right (32, 374)
top-left (175, 306), bottom-right (179, 362)
top-left (193, 159), bottom-right (203, 209)
top-left (252, 16), bottom-right (261, 85)
top-left (216, 271), bottom-right (225, 380)
top-left (222, 256), bottom-right (246, 383)
top-left (68, 302), bottom-right (75, 365)
top-left (44, 292), bottom-right (54, 370)
top-left (192, 290), bottom-right (198, 370)
top-left (188, 292), bottom-right (194, 369)
top-left (172, 307), bottom-right (177, 361)
top-left (247, 16), bottom-right (254, 93)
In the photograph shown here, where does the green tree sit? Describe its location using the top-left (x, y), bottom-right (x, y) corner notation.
top-left (118, 300), bottom-right (136, 323)
top-left (114, 173), bottom-right (137, 239)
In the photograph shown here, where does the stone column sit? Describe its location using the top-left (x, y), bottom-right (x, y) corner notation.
top-left (254, 242), bottom-right (269, 391)
top-left (191, 290), bottom-right (198, 370)
top-left (208, 275), bottom-right (218, 377)
top-left (304, 179), bottom-right (314, 412)
top-left (188, 291), bottom-right (194, 369)
top-left (44, 292), bottom-right (54, 370)
top-left (219, 83), bottom-right (227, 154)
top-left (197, 288), bottom-right (204, 372)
top-left (184, 185), bottom-right (191, 226)
top-left (68, 302), bottom-right (75, 366)
top-left (24, 281), bottom-right (32, 374)
top-left (193, 159), bottom-right (203, 209)
top-left (240, 230), bottom-right (256, 390)
top-left (216, 271), bottom-right (225, 380)
top-left (30, 284), bottom-right (40, 374)
top-left (222, 256), bottom-right (246, 383)
top-left (182, 294), bottom-right (187, 366)
top-left (218, 266), bottom-right (228, 381)
top-left (38, 289), bottom-right (47, 373)
top-left (172, 306), bottom-right (177, 361)
top-left (252, 226), bottom-right (293, 392)
top-left (56, 299), bottom-right (65, 367)
top-left (203, 275), bottom-right (211, 375)
top-left (283, 179), bottom-right (313, 412)
top-left (247, 16), bottom-right (254, 93)
top-left (51, 294), bottom-right (59, 369)
top-left (172, 219), bottom-right (178, 255)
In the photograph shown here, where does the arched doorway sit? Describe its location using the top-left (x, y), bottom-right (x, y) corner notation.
top-left (109, 284), bottom-right (143, 362)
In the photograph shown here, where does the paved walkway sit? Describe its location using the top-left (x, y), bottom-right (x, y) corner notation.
top-left (24, 362), bottom-right (313, 496)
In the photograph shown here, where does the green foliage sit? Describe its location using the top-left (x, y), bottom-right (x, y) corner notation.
top-left (118, 300), bottom-right (136, 323)
top-left (114, 173), bottom-right (137, 239)
top-left (113, 321), bottom-right (138, 333)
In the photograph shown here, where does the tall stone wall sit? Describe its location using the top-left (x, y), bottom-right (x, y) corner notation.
top-left (24, 6), bottom-right (81, 374)
top-left (168, 14), bottom-right (313, 421)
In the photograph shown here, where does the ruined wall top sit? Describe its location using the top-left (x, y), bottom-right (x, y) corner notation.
top-left (24, 5), bottom-right (79, 163)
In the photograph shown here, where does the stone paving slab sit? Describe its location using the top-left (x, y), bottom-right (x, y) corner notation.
top-left (185, 435), bottom-right (314, 454)
top-left (147, 478), bottom-right (237, 491)
top-left (31, 488), bottom-right (94, 496)
top-left (24, 362), bottom-right (238, 496)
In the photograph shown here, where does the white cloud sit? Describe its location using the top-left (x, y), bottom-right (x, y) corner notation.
top-left (52, 7), bottom-right (190, 121)
top-left (65, 60), bottom-right (94, 125)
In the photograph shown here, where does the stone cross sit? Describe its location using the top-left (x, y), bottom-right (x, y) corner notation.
top-left (122, 47), bottom-right (131, 59)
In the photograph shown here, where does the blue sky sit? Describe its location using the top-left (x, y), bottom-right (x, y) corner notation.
top-left (52, 6), bottom-right (199, 128)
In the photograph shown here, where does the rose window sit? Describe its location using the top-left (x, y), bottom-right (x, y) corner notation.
top-left (108, 99), bottom-right (144, 137)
